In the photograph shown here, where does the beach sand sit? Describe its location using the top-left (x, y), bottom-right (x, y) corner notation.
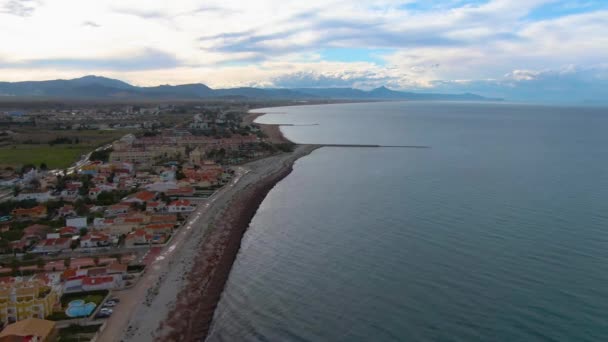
top-left (243, 111), bottom-right (292, 144)
top-left (96, 116), bottom-right (317, 342)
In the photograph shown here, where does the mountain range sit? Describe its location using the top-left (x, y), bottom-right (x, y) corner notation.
top-left (0, 76), bottom-right (500, 101)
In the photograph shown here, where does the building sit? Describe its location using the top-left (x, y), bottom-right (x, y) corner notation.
top-left (0, 318), bottom-right (57, 342)
top-left (11, 206), bottom-right (47, 221)
top-left (123, 191), bottom-right (156, 204)
top-left (167, 200), bottom-right (195, 213)
top-left (144, 223), bottom-right (173, 235)
top-left (124, 229), bottom-right (150, 247)
top-left (79, 233), bottom-right (111, 248)
top-left (65, 217), bottom-right (87, 229)
top-left (31, 238), bottom-right (71, 254)
top-left (166, 187), bottom-right (194, 197)
top-left (0, 279), bottom-right (60, 324)
top-left (145, 202), bottom-right (166, 213)
top-left (82, 276), bottom-right (122, 291)
top-left (14, 191), bottom-right (53, 202)
top-left (58, 226), bottom-right (79, 238)
top-left (105, 204), bottom-right (130, 216)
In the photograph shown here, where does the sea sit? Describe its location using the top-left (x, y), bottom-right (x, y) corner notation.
top-left (206, 101), bottom-right (608, 342)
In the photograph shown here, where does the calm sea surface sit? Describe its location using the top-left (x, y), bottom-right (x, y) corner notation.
top-left (207, 102), bottom-right (608, 342)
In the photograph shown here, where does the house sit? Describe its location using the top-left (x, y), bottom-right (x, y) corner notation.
top-left (144, 223), bottom-right (173, 235)
top-left (58, 226), bottom-right (79, 237)
top-left (22, 224), bottom-right (50, 242)
top-left (0, 318), bottom-right (57, 341)
top-left (149, 214), bottom-right (178, 225)
top-left (65, 217), bottom-right (87, 229)
top-left (79, 233), bottom-right (111, 248)
top-left (0, 279), bottom-right (60, 323)
top-left (123, 191), bottom-right (156, 204)
top-left (166, 187), bottom-right (195, 197)
top-left (11, 206), bottom-right (47, 220)
top-left (14, 190), bottom-right (53, 202)
top-left (160, 170), bottom-right (175, 182)
top-left (88, 187), bottom-right (103, 199)
top-left (59, 182), bottom-right (82, 202)
top-left (124, 229), bottom-right (151, 247)
top-left (57, 205), bottom-right (76, 218)
top-left (105, 204), bottom-right (130, 216)
top-left (167, 199), bottom-right (195, 213)
top-left (82, 275), bottom-right (122, 291)
top-left (31, 238), bottom-right (71, 254)
top-left (146, 201), bottom-right (166, 213)
top-left (106, 263), bottom-right (128, 275)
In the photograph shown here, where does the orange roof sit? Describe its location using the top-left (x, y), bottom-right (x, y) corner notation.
top-left (83, 276), bottom-right (114, 285)
top-left (12, 205), bottom-right (47, 216)
top-left (150, 214), bottom-right (177, 223)
top-left (107, 263), bottom-right (128, 273)
top-left (145, 223), bottom-right (173, 230)
top-left (59, 226), bottom-right (79, 235)
top-left (0, 318), bottom-right (56, 340)
top-left (169, 199), bottom-right (191, 207)
top-left (134, 191), bottom-right (156, 202)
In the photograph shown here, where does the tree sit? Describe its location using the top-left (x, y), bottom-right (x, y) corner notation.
top-left (39, 162), bottom-right (48, 171)
top-left (10, 258), bottom-right (20, 273)
top-left (12, 185), bottom-right (20, 197)
top-left (79, 228), bottom-right (88, 236)
top-left (112, 253), bottom-right (123, 263)
top-left (63, 258), bottom-right (71, 268)
top-left (36, 258), bottom-right (45, 269)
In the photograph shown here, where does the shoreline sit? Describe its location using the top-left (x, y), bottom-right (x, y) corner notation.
top-left (243, 111), bottom-right (293, 144)
top-left (96, 116), bottom-right (317, 341)
top-left (156, 148), bottom-right (313, 340)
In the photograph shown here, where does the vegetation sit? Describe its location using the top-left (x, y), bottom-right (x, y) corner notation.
top-left (57, 324), bottom-right (102, 342)
top-left (89, 148), bottom-right (112, 162)
top-left (0, 145), bottom-right (89, 169)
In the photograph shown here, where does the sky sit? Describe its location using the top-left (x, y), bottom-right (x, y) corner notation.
top-left (0, 0), bottom-right (607, 103)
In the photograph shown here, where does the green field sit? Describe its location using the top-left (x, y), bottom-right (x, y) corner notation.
top-left (0, 145), bottom-right (90, 169)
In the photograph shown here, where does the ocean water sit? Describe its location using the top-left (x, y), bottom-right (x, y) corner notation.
top-left (207, 101), bottom-right (608, 342)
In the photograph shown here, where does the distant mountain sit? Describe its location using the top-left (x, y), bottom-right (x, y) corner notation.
top-left (0, 75), bottom-right (501, 101)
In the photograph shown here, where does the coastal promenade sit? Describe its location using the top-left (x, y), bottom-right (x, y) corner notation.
top-left (96, 144), bottom-right (319, 342)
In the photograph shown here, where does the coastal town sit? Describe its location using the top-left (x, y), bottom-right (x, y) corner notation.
top-left (0, 102), bottom-right (299, 341)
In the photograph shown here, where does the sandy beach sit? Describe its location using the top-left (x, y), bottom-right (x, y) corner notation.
top-left (96, 117), bottom-right (317, 342)
top-left (243, 111), bottom-right (292, 144)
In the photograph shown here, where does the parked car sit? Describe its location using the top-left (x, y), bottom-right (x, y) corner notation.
top-left (103, 301), bottom-right (117, 307)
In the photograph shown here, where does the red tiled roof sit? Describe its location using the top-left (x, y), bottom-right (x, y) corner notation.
top-left (39, 238), bottom-right (70, 247)
top-left (145, 223), bottom-right (173, 230)
top-left (83, 276), bottom-right (114, 285)
top-left (59, 226), bottom-right (79, 235)
top-left (150, 214), bottom-right (177, 223)
top-left (134, 191), bottom-right (155, 202)
top-left (169, 199), bottom-right (191, 207)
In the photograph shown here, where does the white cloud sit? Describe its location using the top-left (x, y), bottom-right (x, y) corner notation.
top-left (0, 0), bottom-right (605, 102)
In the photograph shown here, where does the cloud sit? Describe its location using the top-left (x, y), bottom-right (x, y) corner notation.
top-left (427, 65), bottom-right (608, 104)
top-left (0, 0), bottom-right (41, 17)
top-left (0, 0), bottom-right (607, 103)
top-left (82, 21), bottom-right (100, 28)
top-left (0, 48), bottom-right (182, 71)
top-left (272, 71), bottom-right (385, 88)
top-left (112, 7), bottom-right (167, 20)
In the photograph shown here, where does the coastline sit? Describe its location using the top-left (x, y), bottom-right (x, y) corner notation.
top-left (156, 148), bottom-right (313, 340)
top-left (243, 110), bottom-right (293, 144)
top-left (97, 112), bottom-right (318, 341)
